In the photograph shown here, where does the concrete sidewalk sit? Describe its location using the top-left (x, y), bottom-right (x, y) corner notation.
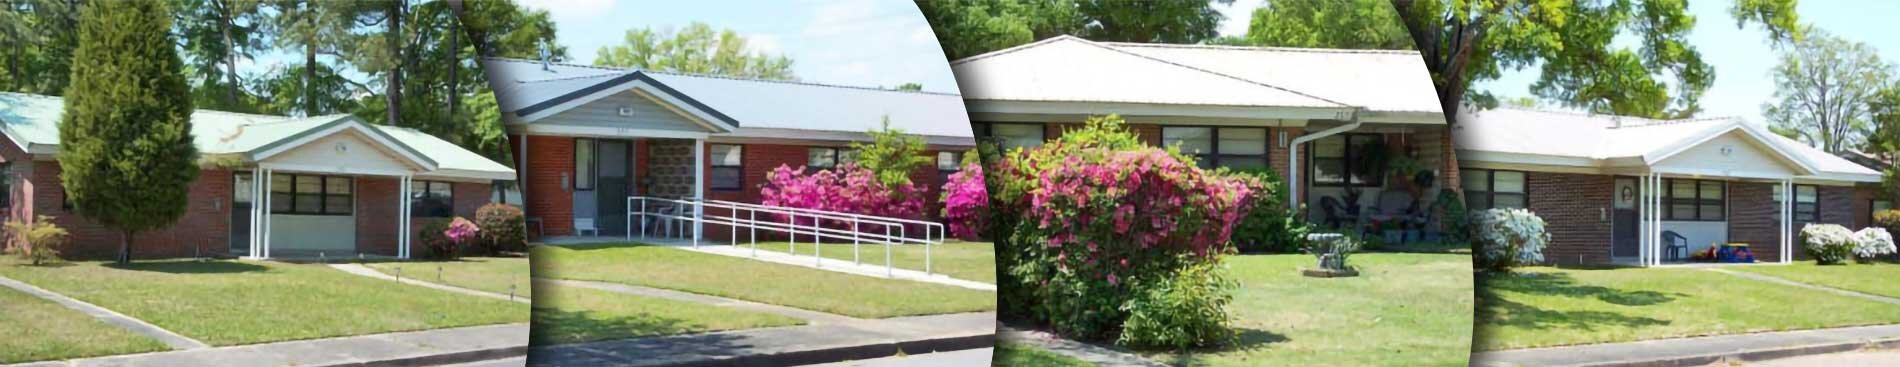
top-left (528, 312), bottom-right (995, 367)
top-left (1471, 324), bottom-right (1900, 367)
top-left (5, 323), bottom-right (529, 367)
top-left (0, 275), bottom-right (207, 350)
top-left (330, 263), bottom-right (532, 304)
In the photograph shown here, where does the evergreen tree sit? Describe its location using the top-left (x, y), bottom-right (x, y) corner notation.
top-left (58, 0), bottom-right (199, 264)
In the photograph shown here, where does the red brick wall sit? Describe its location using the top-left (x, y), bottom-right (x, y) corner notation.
top-left (33, 164), bottom-right (234, 260)
top-left (1728, 182), bottom-right (1783, 263)
top-left (1527, 172), bottom-right (1614, 265)
top-left (356, 177), bottom-right (401, 256)
top-left (697, 142), bottom-right (958, 242)
top-left (521, 135), bottom-right (576, 236)
top-left (1851, 185), bottom-right (1877, 229)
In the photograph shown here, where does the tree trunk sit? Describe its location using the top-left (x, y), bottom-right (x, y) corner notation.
top-left (384, 0), bottom-right (403, 126)
top-left (218, 0), bottom-right (239, 107)
top-left (305, 41), bottom-right (316, 115)
top-left (446, 11), bottom-right (458, 118)
top-left (118, 230), bottom-right (132, 265)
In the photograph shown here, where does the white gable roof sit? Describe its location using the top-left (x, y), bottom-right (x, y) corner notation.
top-left (1456, 107), bottom-right (1878, 183)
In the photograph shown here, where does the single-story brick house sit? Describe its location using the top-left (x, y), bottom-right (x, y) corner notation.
top-left (1455, 107), bottom-right (1885, 266)
top-left (479, 57), bottom-right (976, 240)
top-left (0, 92), bottom-right (514, 260)
top-left (950, 35), bottom-right (1454, 231)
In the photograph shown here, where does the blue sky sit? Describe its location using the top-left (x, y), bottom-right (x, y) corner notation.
top-left (1480, 1), bottom-right (1900, 124)
top-left (521, 0), bottom-right (958, 93)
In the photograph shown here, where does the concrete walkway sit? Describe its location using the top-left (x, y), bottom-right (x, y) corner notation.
top-left (613, 236), bottom-right (995, 291)
top-left (797, 347), bottom-right (993, 366)
top-left (528, 312), bottom-right (995, 367)
top-left (1471, 324), bottom-right (1900, 367)
top-left (0, 275), bottom-right (208, 350)
top-left (5, 323), bottom-right (529, 367)
top-left (544, 278), bottom-right (858, 324)
top-left (1706, 268), bottom-right (1900, 305)
top-left (330, 263), bottom-right (532, 304)
top-left (999, 326), bottom-right (1168, 367)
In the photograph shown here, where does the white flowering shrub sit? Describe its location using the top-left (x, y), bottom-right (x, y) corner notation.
top-left (1471, 208), bottom-right (1549, 272)
top-left (1852, 227), bottom-right (1896, 262)
top-left (1801, 224), bottom-right (1855, 265)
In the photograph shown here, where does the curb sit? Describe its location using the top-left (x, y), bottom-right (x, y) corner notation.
top-left (313, 344), bottom-right (529, 367)
top-left (1524, 337), bottom-right (1900, 367)
top-left (539, 332), bottom-right (996, 367)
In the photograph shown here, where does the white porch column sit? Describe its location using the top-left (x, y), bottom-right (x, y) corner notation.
top-left (1782, 179), bottom-right (1793, 264)
top-left (399, 175), bottom-right (412, 259)
top-left (1638, 173), bottom-right (1649, 266)
top-left (250, 167), bottom-right (261, 259)
top-left (692, 138), bottom-right (705, 245)
top-left (261, 169), bottom-right (272, 259)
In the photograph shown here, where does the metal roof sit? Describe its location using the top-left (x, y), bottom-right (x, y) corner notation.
top-left (950, 36), bottom-right (1349, 109)
top-left (482, 58), bottom-right (976, 144)
top-left (0, 92), bottom-right (513, 180)
top-left (1456, 107), bottom-right (1878, 182)
top-left (1104, 42), bottom-right (1443, 114)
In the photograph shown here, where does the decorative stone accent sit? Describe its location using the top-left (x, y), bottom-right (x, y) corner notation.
top-left (648, 139), bottom-right (697, 198)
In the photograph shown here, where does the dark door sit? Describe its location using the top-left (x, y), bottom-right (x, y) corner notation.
top-left (597, 140), bottom-right (630, 236)
top-left (1612, 177), bottom-right (1639, 257)
top-left (231, 172), bottom-right (253, 256)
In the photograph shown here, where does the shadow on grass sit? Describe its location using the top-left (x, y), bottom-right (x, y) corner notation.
top-left (1151, 328), bottom-right (1291, 366)
top-left (528, 307), bottom-right (707, 346)
top-left (103, 260), bottom-right (267, 274)
top-left (1475, 272), bottom-right (1674, 340)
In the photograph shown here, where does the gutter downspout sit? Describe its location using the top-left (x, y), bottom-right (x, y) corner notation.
top-left (1288, 109), bottom-right (1363, 210)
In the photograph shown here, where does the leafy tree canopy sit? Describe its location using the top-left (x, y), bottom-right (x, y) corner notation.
top-left (1230, 0), bottom-right (1413, 50)
top-left (1764, 30), bottom-right (1894, 154)
top-left (851, 117), bottom-right (934, 188)
top-left (917, 0), bottom-right (1229, 60)
top-left (595, 22), bottom-right (795, 80)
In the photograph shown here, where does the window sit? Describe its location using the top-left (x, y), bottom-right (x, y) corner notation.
top-left (1664, 179), bottom-right (1724, 221)
top-left (977, 123), bottom-right (1044, 151)
top-left (574, 138), bottom-right (595, 190)
top-left (1794, 185), bottom-right (1819, 222)
top-left (0, 163), bottom-right (11, 208)
top-left (270, 174), bottom-right (352, 215)
top-left (1871, 199), bottom-right (1891, 226)
top-left (937, 151), bottom-right (962, 183)
top-left (1310, 134), bottom-right (1385, 187)
top-left (807, 147), bottom-right (857, 169)
top-left (1160, 127), bottom-right (1268, 170)
top-left (1463, 169), bottom-right (1526, 210)
top-left (710, 144), bottom-right (743, 191)
top-left (411, 181), bottom-right (454, 218)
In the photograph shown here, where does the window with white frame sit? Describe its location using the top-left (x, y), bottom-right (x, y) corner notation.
top-left (410, 181), bottom-right (454, 218)
top-left (1462, 169), bottom-right (1526, 210)
top-left (710, 144), bottom-right (743, 191)
top-left (1794, 185), bottom-right (1819, 222)
top-left (1160, 127), bottom-right (1269, 170)
top-left (270, 174), bottom-right (353, 215)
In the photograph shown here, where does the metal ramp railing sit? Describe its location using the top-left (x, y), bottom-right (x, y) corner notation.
top-left (627, 196), bottom-right (945, 276)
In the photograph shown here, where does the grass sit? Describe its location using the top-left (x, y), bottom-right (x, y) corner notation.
top-left (0, 259), bottom-right (530, 346)
top-left (0, 285), bottom-right (168, 363)
top-left (529, 281), bottom-right (803, 345)
top-left (1476, 266), bottom-right (1900, 350)
top-left (739, 241), bottom-right (995, 283)
top-left (1731, 262), bottom-right (1900, 298)
top-left (364, 256), bottom-right (531, 298)
top-left (1142, 253), bottom-right (1474, 366)
top-left (994, 341), bottom-right (1095, 367)
top-left (532, 243), bottom-right (995, 318)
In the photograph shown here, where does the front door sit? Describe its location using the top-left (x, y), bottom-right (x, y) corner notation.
top-left (231, 172), bottom-right (253, 256)
top-left (597, 140), bottom-right (630, 236)
top-left (1612, 177), bottom-right (1639, 257)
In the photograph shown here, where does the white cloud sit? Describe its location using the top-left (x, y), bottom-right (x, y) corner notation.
top-left (519, 0), bottom-right (615, 22)
top-left (745, 33), bottom-right (785, 55)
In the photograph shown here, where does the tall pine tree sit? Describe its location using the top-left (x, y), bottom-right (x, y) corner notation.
top-left (59, 0), bottom-right (199, 264)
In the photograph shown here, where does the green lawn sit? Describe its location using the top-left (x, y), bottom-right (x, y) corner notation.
top-left (0, 285), bottom-right (168, 363)
top-left (364, 256), bottom-right (531, 298)
top-left (532, 243), bottom-right (995, 318)
top-left (529, 281), bottom-right (803, 345)
top-left (0, 260), bottom-right (529, 346)
top-left (1731, 262), bottom-right (1900, 298)
top-left (740, 241), bottom-right (995, 283)
top-left (994, 341), bottom-right (1095, 367)
top-left (1476, 266), bottom-right (1900, 350)
top-left (1144, 253), bottom-right (1474, 366)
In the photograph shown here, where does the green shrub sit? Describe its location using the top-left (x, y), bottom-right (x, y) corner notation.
top-left (419, 219), bottom-right (458, 260)
top-left (1435, 189), bottom-right (1470, 245)
top-left (1803, 223), bottom-right (1855, 265)
top-left (475, 203), bottom-right (526, 255)
top-left (1472, 208), bottom-right (1548, 272)
top-left (4, 216), bottom-right (68, 265)
top-left (1227, 169), bottom-right (1311, 253)
top-left (1117, 261), bottom-right (1236, 349)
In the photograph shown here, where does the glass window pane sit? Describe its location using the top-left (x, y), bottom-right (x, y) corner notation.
top-left (430, 182), bottom-right (452, 197)
top-left (1312, 158), bottom-right (1346, 184)
top-left (1494, 171), bottom-right (1526, 193)
top-left (993, 124), bottom-right (1043, 151)
top-left (1314, 135), bottom-right (1346, 158)
top-left (1462, 170), bottom-right (1491, 192)
top-left (1494, 194), bottom-right (1526, 209)
top-left (1671, 204), bottom-right (1697, 220)
top-left (1467, 195), bottom-right (1491, 211)
top-left (1162, 127), bottom-right (1213, 155)
top-left (808, 148), bottom-right (837, 168)
top-left (1217, 128), bottom-right (1267, 155)
top-left (575, 139), bottom-right (594, 190)
top-left (1876, 200), bottom-right (1893, 213)
top-left (839, 149), bottom-right (859, 165)
top-left (712, 167), bottom-right (742, 190)
top-left (1669, 180), bottom-right (1696, 199)
top-left (271, 175), bottom-right (292, 193)
top-left (1700, 181), bottom-right (1723, 200)
top-left (234, 173), bottom-right (253, 204)
top-left (1796, 185), bottom-right (1818, 203)
top-left (1700, 204), bottom-right (1723, 220)
top-left (295, 176), bottom-right (321, 194)
top-left (710, 145), bottom-right (742, 167)
top-left (937, 151), bottom-right (959, 171)
top-left (327, 177), bottom-right (352, 195)
top-left (1220, 156), bottom-right (1268, 171)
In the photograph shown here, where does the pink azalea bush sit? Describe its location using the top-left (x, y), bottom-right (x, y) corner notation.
top-left (939, 162), bottom-right (989, 240)
top-left (993, 115), bottom-right (1252, 348)
top-left (760, 163), bottom-right (925, 233)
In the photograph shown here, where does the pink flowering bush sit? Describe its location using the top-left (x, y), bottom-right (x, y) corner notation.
top-left (993, 115), bottom-right (1251, 348)
top-left (939, 162), bottom-right (989, 240)
top-left (760, 163), bottom-right (926, 233)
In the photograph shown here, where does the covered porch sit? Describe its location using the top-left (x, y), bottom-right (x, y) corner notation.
top-left (1297, 119), bottom-right (1455, 243)
top-left (231, 117), bottom-right (443, 260)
